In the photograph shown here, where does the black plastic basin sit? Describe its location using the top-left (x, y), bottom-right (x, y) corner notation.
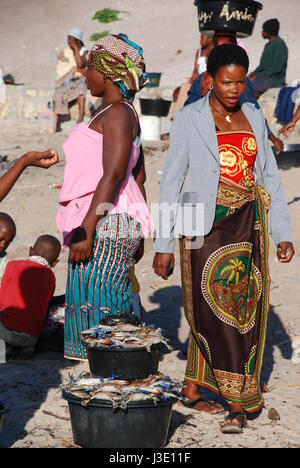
top-left (140, 98), bottom-right (172, 117)
top-left (194, 0), bottom-right (263, 37)
top-left (86, 343), bottom-right (161, 380)
top-left (62, 391), bottom-right (175, 448)
top-left (0, 400), bottom-right (9, 432)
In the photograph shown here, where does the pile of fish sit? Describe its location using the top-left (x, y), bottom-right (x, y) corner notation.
top-left (62, 373), bottom-right (183, 410)
top-left (81, 318), bottom-right (172, 353)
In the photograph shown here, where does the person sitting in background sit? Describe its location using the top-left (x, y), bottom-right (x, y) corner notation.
top-left (0, 213), bottom-right (16, 285)
top-left (248, 19), bottom-right (288, 99)
top-left (53, 28), bottom-right (89, 131)
top-left (0, 235), bottom-right (61, 358)
top-left (0, 150), bottom-right (59, 202)
top-left (279, 104), bottom-right (300, 138)
top-left (185, 32), bottom-right (284, 155)
top-left (172, 34), bottom-right (214, 113)
top-left (191, 34), bottom-right (214, 82)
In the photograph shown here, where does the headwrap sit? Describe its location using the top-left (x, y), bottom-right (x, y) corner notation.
top-left (89, 34), bottom-right (148, 103)
top-left (263, 19), bottom-right (280, 37)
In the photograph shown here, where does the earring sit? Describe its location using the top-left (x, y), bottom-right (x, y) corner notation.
top-left (210, 84), bottom-right (213, 91)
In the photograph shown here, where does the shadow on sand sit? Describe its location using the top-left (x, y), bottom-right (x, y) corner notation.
top-left (0, 354), bottom-right (77, 448)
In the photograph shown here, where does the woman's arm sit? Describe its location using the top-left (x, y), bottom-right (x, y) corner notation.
top-left (133, 145), bottom-right (146, 201)
top-left (69, 37), bottom-right (88, 69)
top-left (189, 49), bottom-right (200, 83)
top-left (69, 105), bottom-right (133, 263)
top-left (0, 150), bottom-right (59, 202)
top-left (73, 48), bottom-right (88, 70)
top-left (153, 110), bottom-right (189, 279)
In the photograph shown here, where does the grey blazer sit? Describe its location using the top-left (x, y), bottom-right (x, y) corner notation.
top-left (154, 93), bottom-right (292, 253)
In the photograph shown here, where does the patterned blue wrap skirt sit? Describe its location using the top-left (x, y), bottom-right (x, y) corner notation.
top-left (64, 214), bottom-right (142, 360)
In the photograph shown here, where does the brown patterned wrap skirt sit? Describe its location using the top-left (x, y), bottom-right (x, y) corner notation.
top-left (53, 76), bottom-right (87, 115)
top-left (180, 177), bottom-right (271, 413)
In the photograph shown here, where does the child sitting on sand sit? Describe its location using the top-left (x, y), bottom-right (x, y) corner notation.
top-left (0, 234), bottom-right (61, 357)
top-left (0, 212), bottom-right (16, 285)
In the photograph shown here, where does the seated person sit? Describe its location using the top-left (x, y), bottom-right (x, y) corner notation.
top-left (172, 34), bottom-right (214, 114)
top-left (53, 28), bottom-right (88, 131)
top-left (0, 235), bottom-right (61, 357)
top-left (185, 33), bottom-right (284, 155)
top-left (248, 19), bottom-right (288, 99)
top-left (191, 34), bottom-right (214, 83)
top-left (0, 213), bottom-right (16, 285)
top-left (0, 150), bottom-right (59, 202)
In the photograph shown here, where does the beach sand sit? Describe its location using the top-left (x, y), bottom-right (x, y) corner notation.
top-left (0, 0), bottom-right (300, 448)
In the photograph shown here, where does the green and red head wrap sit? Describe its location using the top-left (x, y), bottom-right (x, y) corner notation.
top-left (89, 34), bottom-right (148, 103)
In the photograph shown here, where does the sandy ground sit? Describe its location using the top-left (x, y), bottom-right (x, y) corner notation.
top-left (0, 0), bottom-right (300, 449)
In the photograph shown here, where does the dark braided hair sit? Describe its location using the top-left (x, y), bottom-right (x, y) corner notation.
top-left (207, 44), bottom-right (249, 77)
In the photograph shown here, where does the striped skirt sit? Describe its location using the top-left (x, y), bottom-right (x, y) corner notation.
top-left (64, 214), bottom-right (142, 360)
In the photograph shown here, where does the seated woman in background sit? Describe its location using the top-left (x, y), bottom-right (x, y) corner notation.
top-left (172, 34), bottom-right (214, 114)
top-left (53, 28), bottom-right (88, 131)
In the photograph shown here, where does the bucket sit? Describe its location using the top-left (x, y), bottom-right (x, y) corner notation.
top-left (145, 73), bottom-right (162, 88)
top-left (86, 343), bottom-right (161, 380)
top-left (37, 111), bottom-right (56, 133)
top-left (139, 98), bottom-right (172, 117)
top-left (62, 390), bottom-right (174, 448)
top-left (194, 0), bottom-right (263, 38)
top-left (0, 400), bottom-right (9, 433)
top-left (140, 115), bottom-right (161, 141)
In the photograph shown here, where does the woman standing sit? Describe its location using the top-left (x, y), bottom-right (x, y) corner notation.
top-left (57, 34), bottom-right (152, 360)
top-left (153, 45), bottom-right (294, 433)
top-left (53, 29), bottom-right (89, 130)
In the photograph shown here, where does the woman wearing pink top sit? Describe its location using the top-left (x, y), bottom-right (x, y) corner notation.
top-left (57, 34), bottom-right (152, 360)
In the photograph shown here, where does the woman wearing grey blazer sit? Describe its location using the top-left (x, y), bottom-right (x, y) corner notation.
top-left (153, 45), bottom-right (294, 433)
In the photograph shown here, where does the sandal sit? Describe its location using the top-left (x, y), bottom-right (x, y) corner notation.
top-left (182, 396), bottom-right (225, 414)
top-left (220, 412), bottom-right (247, 434)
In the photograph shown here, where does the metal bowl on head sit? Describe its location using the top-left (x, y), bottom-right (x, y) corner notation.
top-left (194, 0), bottom-right (263, 38)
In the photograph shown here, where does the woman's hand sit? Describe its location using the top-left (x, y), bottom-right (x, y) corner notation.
top-left (69, 37), bottom-right (78, 50)
top-left (22, 150), bottom-right (59, 169)
top-left (69, 227), bottom-right (94, 263)
top-left (277, 242), bottom-right (295, 263)
top-left (278, 121), bottom-right (296, 138)
top-left (153, 253), bottom-right (175, 280)
top-left (268, 133), bottom-right (284, 156)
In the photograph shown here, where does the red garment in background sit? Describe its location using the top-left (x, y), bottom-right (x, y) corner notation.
top-left (0, 260), bottom-right (56, 337)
